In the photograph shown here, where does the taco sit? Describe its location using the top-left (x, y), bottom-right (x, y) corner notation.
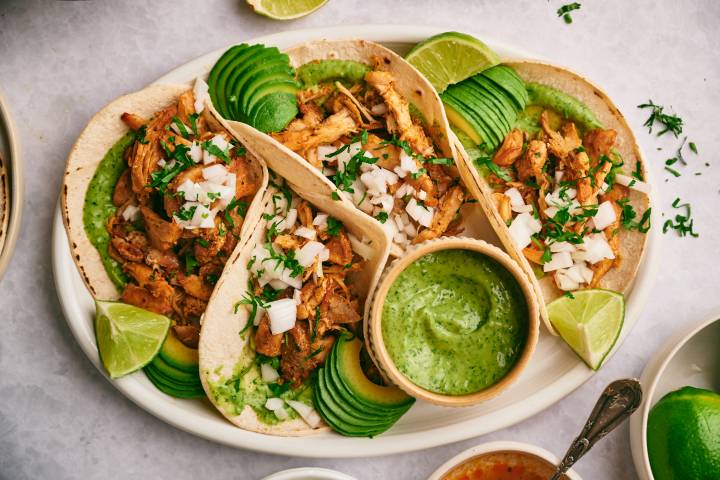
top-left (211, 39), bottom-right (485, 256)
top-left (61, 82), bottom-right (267, 350)
top-left (199, 168), bottom-right (391, 435)
top-left (455, 61), bottom-right (651, 332)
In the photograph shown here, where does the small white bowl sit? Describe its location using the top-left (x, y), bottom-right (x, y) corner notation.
top-left (427, 441), bottom-right (582, 480)
top-left (629, 311), bottom-right (720, 480)
top-left (262, 467), bottom-right (357, 480)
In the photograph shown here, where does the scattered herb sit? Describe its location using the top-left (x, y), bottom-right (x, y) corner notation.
top-left (426, 157), bottom-right (454, 165)
top-left (149, 143), bottom-right (194, 194)
top-left (663, 198), bottom-right (698, 237)
top-left (637, 100), bottom-right (683, 137)
top-left (174, 204), bottom-right (197, 222)
top-left (475, 156), bottom-right (513, 182)
top-left (375, 211), bottom-right (389, 223)
top-left (557, 2), bottom-right (581, 24)
top-left (171, 116), bottom-right (191, 139)
top-left (134, 125), bottom-right (149, 145)
top-left (202, 139), bottom-right (231, 164)
top-left (184, 253), bottom-right (198, 275)
top-left (188, 113), bottom-right (199, 136)
top-left (689, 142), bottom-right (698, 154)
top-left (564, 291), bottom-right (576, 299)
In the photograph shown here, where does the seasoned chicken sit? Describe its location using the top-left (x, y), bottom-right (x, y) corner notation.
top-left (365, 70), bottom-right (435, 157)
top-left (492, 192), bottom-right (512, 223)
top-left (121, 284), bottom-right (173, 316)
top-left (140, 206), bottom-right (183, 251)
top-left (493, 129), bottom-right (524, 167)
top-left (516, 140), bottom-right (548, 185)
top-left (325, 229), bottom-right (353, 265)
top-left (255, 317), bottom-right (283, 357)
top-left (414, 186), bottom-right (464, 243)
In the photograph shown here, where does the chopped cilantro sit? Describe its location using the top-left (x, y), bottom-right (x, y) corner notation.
top-left (637, 100), bottom-right (683, 137)
top-left (184, 253), bottom-right (198, 275)
top-left (375, 211), bottom-right (389, 223)
top-left (188, 113), bottom-right (199, 136)
top-left (171, 116), bottom-right (191, 139)
top-left (175, 204), bottom-right (197, 222)
top-left (326, 217), bottom-right (343, 236)
top-left (564, 291), bottom-right (576, 299)
top-left (134, 125), bottom-right (149, 144)
top-left (427, 157), bottom-right (454, 165)
top-left (149, 143), bottom-right (195, 194)
top-left (663, 198), bottom-right (698, 237)
top-left (475, 156), bottom-right (513, 182)
top-left (202, 139), bottom-right (231, 164)
top-left (689, 142), bottom-right (698, 154)
top-left (557, 2), bottom-right (581, 23)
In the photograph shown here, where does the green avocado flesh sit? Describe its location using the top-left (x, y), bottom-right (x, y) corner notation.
top-left (313, 334), bottom-right (414, 437)
top-left (381, 249), bottom-right (528, 396)
top-left (296, 59), bottom-right (370, 88)
top-left (522, 82), bottom-right (603, 132)
top-left (144, 331), bottom-right (203, 398)
top-left (441, 64), bottom-right (527, 150)
top-left (83, 132), bottom-right (135, 290)
top-left (208, 43), bottom-right (299, 132)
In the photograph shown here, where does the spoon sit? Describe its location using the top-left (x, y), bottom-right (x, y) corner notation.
top-left (550, 378), bottom-right (643, 480)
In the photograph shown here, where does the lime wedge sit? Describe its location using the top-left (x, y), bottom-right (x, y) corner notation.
top-left (406, 31), bottom-right (500, 93)
top-left (246, 0), bottom-right (327, 20)
top-left (548, 289), bottom-right (625, 370)
top-left (94, 300), bottom-right (171, 379)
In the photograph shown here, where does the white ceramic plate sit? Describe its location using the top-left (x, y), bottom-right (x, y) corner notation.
top-left (262, 467), bottom-right (356, 480)
top-left (51, 25), bottom-right (661, 457)
top-left (629, 311), bottom-right (720, 479)
top-left (0, 88), bottom-right (23, 280)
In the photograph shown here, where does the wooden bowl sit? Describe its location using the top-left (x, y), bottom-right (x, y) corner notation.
top-left (367, 237), bottom-right (540, 407)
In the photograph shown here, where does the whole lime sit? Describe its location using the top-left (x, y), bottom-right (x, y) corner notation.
top-left (647, 386), bottom-right (720, 479)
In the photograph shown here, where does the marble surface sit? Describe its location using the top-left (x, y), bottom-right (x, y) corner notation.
top-left (1, 1), bottom-right (719, 478)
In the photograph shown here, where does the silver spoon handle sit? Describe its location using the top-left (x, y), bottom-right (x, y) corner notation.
top-left (550, 378), bottom-right (643, 480)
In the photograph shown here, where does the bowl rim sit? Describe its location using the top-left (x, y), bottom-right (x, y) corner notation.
top-left (426, 440), bottom-right (582, 480)
top-left (261, 467), bottom-right (357, 480)
top-left (367, 236), bottom-right (540, 407)
top-left (630, 310), bottom-right (720, 480)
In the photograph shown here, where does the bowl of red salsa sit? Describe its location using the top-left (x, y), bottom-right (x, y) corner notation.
top-left (427, 441), bottom-right (582, 480)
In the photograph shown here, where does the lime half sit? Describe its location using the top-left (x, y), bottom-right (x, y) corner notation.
top-left (548, 289), bottom-right (624, 370)
top-left (246, 0), bottom-right (328, 20)
top-left (95, 300), bottom-right (171, 379)
top-left (406, 31), bottom-right (500, 93)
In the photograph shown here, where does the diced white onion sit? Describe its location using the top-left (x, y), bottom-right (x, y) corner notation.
top-left (266, 299), bottom-right (297, 335)
top-left (564, 265), bottom-right (585, 284)
top-left (577, 233), bottom-right (615, 264)
top-left (348, 233), bottom-right (373, 260)
top-left (292, 289), bottom-right (302, 305)
top-left (508, 212), bottom-right (542, 249)
top-left (576, 261), bottom-right (594, 284)
top-left (418, 190), bottom-right (427, 201)
top-left (394, 183), bottom-right (416, 199)
top-left (286, 400), bottom-right (322, 429)
top-left (189, 142), bottom-right (202, 163)
top-left (313, 214), bottom-right (328, 228)
top-left (191, 204), bottom-right (215, 228)
top-left (294, 226), bottom-right (316, 240)
top-left (405, 199), bottom-right (434, 228)
top-left (261, 365), bottom-right (280, 383)
top-left (544, 252), bottom-right (574, 272)
top-left (504, 187), bottom-right (524, 207)
top-left (394, 231), bottom-right (408, 244)
top-left (274, 407), bottom-right (289, 421)
top-left (549, 241), bottom-right (576, 253)
top-left (399, 150), bottom-right (418, 173)
top-left (203, 164), bottom-right (228, 181)
top-left (593, 201), bottom-right (617, 230)
top-left (122, 205), bottom-right (140, 222)
top-left (512, 204), bottom-right (534, 214)
top-left (193, 77), bottom-right (210, 113)
top-left (297, 241), bottom-right (326, 267)
top-left (544, 206), bottom-right (559, 219)
top-left (371, 193), bottom-right (394, 213)
top-left (614, 174), bottom-right (651, 194)
top-left (555, 270), bottom-right (579, 291)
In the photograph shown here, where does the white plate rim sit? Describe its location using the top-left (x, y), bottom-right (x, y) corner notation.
top-left (52, 24), bottom-right (661, 458)
top-left (629, 310), bottom-right (720, 480)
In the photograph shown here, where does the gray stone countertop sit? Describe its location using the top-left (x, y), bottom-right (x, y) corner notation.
top-left (1, 0), bottom-right (719, 478)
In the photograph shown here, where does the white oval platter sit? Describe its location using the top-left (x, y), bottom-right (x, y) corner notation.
top-left (52, 24), bottom-right (660, 458)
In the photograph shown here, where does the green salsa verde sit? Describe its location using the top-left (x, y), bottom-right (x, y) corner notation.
top-left (82, 132), bottom-right (135, 290)
top-left (381, 249), bottom-right (528, 396)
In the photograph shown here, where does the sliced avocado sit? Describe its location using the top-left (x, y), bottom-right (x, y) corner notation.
top-left (208, 44), bottom-right (248, 118)
top-left (467, 76), bottom-right (519, 128)
top-left (158, 330), bottom-right (198, 373)
top-left (442, 99), bottom-right (483, 145)
top-left (333, 336), bottom-right (414, 409)
top-left (442, 91), bottom-right (501, 149)
top-left (312, 382), bottom-right (377, 437)
top-left (246, 80), bottom-right (300, 119)
top-left (240, 66), bottom-right (296, 115)
top-left (525, 82), bottom-right (603, 130)
top-left (446, 85), bottom-right (507, 144)
top-left (317, 366), bottom-right (395, 429)
top-left (457, 82), bottom-right (512, 133)
top-left (144, 366), bottom-right (205, 398)
top-left (481, 65), bottom-right (529, 111)
top-left (228, 52), bottom-right (288, 120)
top-left (209, 44), bottom-right (263, 119)
top-left (149, 356), bottom-right (201, 386)
top-left (324, 345), bottom-right (407, 420)
top-left (248, 92), bottom-right (299, 133)
top-left (226, 47), bottom-right (283, 120)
